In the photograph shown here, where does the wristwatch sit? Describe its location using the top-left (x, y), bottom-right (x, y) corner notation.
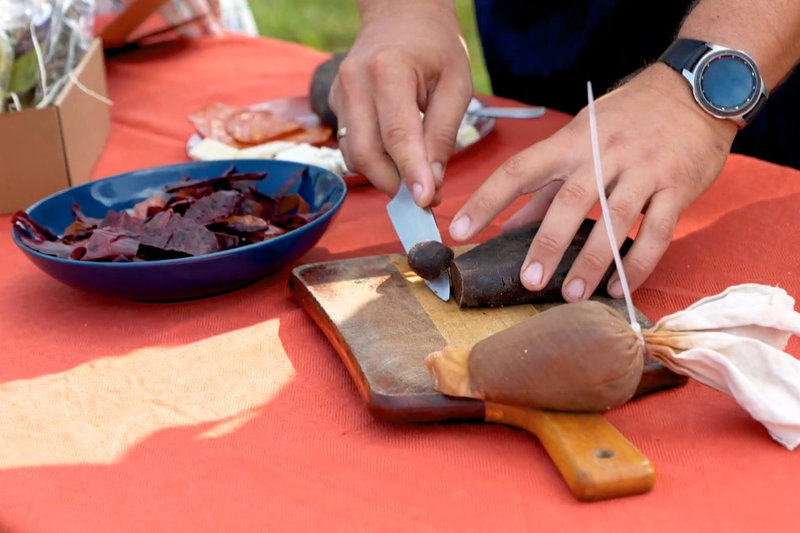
top-left (658, 38), bottom-right (768, 128)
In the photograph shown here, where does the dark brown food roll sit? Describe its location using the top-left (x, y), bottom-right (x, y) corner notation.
top-left (450, 218), bottom-right (633, 307)
top-left (407, 240), bottom-right (455, 280)
top-left (309, 53), bottom-right (347, 129)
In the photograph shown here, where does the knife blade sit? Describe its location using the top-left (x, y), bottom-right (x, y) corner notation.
top-left (465, 97), bottom-right (546, 120)
top-left (386, 182), bottom-right (450, 301)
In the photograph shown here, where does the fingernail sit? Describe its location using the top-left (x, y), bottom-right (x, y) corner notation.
top-left (431, 161), bottom-right (444, 186)
top-left (450, 215), bottom-right (471, 239)
top-left (564, 278), bottom-right (586, 301)
top-left (412, 182), bottom-right (424, 203)
top-left (608, 280), bottom-right (623, 298)
top-left (522, 262), bottom-right (543, 287)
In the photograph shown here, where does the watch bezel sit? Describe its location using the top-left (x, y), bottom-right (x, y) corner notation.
top-left (687, 45), bottom-right (764, 125)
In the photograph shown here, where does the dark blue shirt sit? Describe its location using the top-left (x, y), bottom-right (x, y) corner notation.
top-left (474, 0), bottom-right (800, 168)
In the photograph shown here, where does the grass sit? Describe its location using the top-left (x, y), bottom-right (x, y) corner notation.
top-left (247, 0), bottom-right (492, 95)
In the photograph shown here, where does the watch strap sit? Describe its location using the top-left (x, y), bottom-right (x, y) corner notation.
top-left (743, 92), bottom-right (768, 124)
top-left (659, 38), bottom-right (711, 73)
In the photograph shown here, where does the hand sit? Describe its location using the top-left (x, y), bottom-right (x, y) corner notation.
top-left (448, 63), bottom-right (739, 301)
top-left (328, 0), bottom-right (473, 207)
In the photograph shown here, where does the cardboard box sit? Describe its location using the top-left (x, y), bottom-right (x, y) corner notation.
top-left (0, 38), bottom-right (110, 215)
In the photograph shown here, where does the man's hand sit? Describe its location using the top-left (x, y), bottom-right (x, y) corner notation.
top-left (448, 64), bottom-right (738, 301)
top-left (329, 0), bottom-right (473, 207)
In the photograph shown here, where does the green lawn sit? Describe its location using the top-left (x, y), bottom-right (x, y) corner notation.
top-left (247, 0), bottom-right (492, 95)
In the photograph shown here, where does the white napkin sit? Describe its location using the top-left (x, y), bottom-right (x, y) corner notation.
top-left (643, 284), bottom-right (800, 450)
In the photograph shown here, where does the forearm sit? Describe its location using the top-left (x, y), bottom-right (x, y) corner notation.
top-left (679, 0), bottom-right (800, 89)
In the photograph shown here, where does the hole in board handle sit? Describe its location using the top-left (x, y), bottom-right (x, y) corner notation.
top-left (596, 449), bottom-right (615, 459)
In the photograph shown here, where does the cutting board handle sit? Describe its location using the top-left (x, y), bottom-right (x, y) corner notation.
top-left (485, 403), bottom-right (655, 501)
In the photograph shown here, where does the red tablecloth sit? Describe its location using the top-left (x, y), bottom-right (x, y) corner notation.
top-left (2, 34), bottom-right (799, 532)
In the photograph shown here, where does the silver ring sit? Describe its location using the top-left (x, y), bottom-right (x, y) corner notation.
top-left (337, 126), bottom-right (347, 140)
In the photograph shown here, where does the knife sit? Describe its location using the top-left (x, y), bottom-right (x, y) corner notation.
top-left (386, 182), bottom-right (450, 301)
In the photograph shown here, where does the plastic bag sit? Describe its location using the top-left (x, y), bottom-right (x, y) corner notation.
top-left (0, 29), bottom-right (12, 112)
top-left (0, 0), bottom-right (94, 112)
top-left (40, 0), bottom-right (95, 106)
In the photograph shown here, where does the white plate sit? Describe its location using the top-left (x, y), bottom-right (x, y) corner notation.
top-left (186, 95), bottom-right (496, 186)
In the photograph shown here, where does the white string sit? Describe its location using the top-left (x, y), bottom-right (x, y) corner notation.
top-left (586, 81), bottom-right (644, 347)
top-left (26, 20), bottom-right (114, 110)
top-left (8, 92), bottom-right (22, 112)
top-left (29, 21), bottom-right (49, 103)
top-left (67, 71), bottom-right (113, 106)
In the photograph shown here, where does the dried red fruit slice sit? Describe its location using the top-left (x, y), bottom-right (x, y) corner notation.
top-left (12, 166), bottom-right (324, 262)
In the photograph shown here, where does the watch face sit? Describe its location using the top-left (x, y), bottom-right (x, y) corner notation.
top-left (696, 51), bottom-right (759, 116)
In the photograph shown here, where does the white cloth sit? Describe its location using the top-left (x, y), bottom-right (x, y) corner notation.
top-left (645, 284), bottom-right (800, 450)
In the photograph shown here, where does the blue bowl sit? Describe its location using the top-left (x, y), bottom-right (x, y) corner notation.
top-left (12, 159), bottom-right (347, 301)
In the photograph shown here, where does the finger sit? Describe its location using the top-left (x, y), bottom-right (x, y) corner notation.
top-left (449, 141), bottom-right (568, 242)
top-left (427, 126), bottom-right (445, 213)
top-left (517, 163), bottom-right (601, 292)
top-left (421, 74), bottom-right (472, 190)
top-left (606, 192), bottom-right (679, 297)
top-left (500, 179), bottom-right (563, 232)
top-left (373, 69), bottom-right (435, 206)
top-left (337, 136), bottom-right (401, 197)
top-left (431, 188), bottom-right (443, 207)
top-left (561, 178), bottom-right (647, 301)
top-left (330, 73), bottom-right (402, 196)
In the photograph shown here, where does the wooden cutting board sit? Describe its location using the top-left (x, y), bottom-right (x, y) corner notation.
top-left (289, 251), bottom-right (686, 501)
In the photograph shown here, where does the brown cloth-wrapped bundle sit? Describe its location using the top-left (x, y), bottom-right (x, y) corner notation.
top-left (427, 301), bottom-right (643, 412)
top-left (426, 284), bottom-right (800, 450)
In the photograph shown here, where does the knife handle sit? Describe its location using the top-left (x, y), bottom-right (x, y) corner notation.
top-left (484, 403), bottom-right (655, 501)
